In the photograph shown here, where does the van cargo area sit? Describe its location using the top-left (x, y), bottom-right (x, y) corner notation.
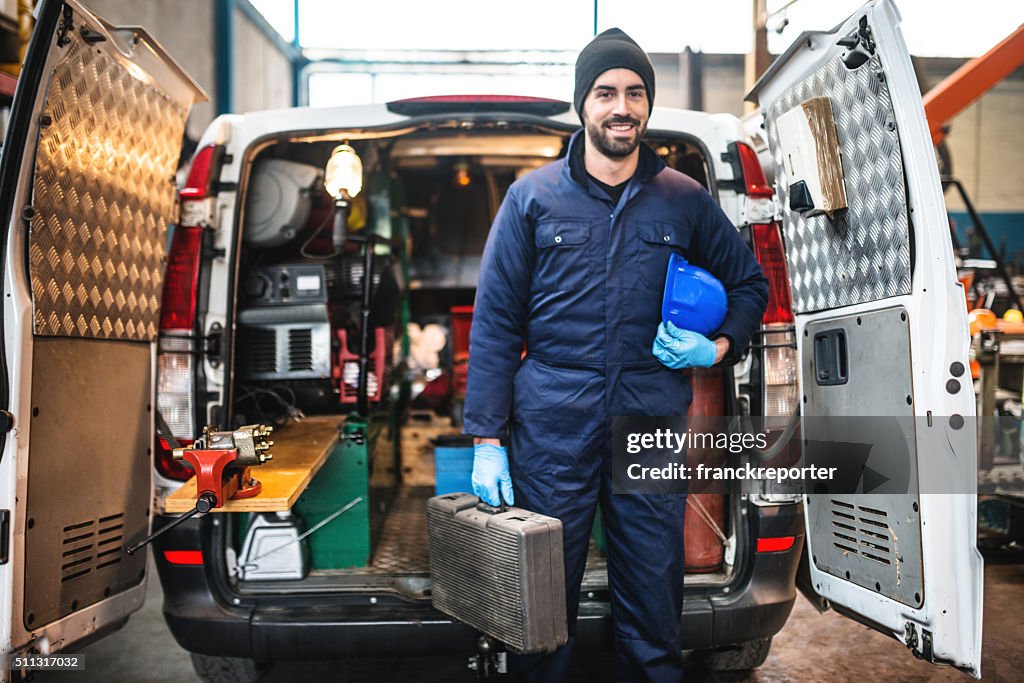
top-left (193, 121), bottom-right (741, 597)
top-left (5, 2), bottom-right (994, 678)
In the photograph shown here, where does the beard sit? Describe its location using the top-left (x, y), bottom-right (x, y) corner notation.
top-left (583, 114), bottom-right (647, 159)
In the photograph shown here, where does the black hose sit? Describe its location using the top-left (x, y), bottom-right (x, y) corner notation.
top-left (155, 410), bottom-right (181, 451)
top-left (743, 412), bottom-right (801, 462)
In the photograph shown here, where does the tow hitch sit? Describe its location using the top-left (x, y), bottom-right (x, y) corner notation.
top-left (467, 636), bottom-right (506, 678)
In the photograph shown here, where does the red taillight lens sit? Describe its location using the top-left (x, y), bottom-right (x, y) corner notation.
top-left (155, 436), bottom-right (194, 481)
top-left (756, 536), bottom-right (796, 553)
top-left (752, 223), bottom-right (794, 324)
top-left (179, 144), bottom-right (221, 201)
top-left (736, 142), bottom-right (773, 199)
top-left (160, 226), bottom-right (202, 331)
top-left (163, 550), bottom-right (204, 565)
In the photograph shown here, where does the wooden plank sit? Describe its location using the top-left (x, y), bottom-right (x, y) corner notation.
top-left (164, 416), bottom-right (342, 513)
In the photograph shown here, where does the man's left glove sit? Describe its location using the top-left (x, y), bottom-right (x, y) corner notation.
top-left (652, 320), bottom-right (717, 369)
top-left (472, 443), bottom-right (515, 506)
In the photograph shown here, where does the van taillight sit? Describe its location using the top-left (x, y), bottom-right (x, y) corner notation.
top-left (156, 227), bottom-right (201, 481)
top-left (160, 227), bottom-right (202, 331)
top-left (154, 146), bottom-right (223, 483)
top-left (752, 223), bottom-right (799, 431)
top-left (163, 147), bottom-right (221, 331)
top-left (760, 326), bottom-right (798, 422)
top-left (751, 223), bottom-right (793, 325)
top-left (179, 144), bottom-right (223, 201)
top-left (736, 142), bottom-right (773, 199)
top-left (156, 334), bottom-right (196, 481)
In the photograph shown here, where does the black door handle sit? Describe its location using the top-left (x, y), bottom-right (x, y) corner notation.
top-left (813, 329), bottom-right (848, 386)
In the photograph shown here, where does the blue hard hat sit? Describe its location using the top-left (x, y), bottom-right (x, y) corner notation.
top-left (661, 253), bottom-right (727, 336)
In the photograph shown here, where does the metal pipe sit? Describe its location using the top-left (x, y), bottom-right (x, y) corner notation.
top-left (235, 0), bottom-right (301, 60)
top-left (943, 176), bottom-right (1022, 312)
top-left (357, 241), bottom-right (375, 417)
top-left (292, 58), bottom-right (307, 107)
top-left (291, 0), bottom-right (304, 106)
top-left (215, 0), bottom-right (235, 115)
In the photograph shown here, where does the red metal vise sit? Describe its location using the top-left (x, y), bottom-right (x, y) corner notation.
top-left (127, 424), bottom-right (274, 555)
top-left (174, 424), bottom-right (275, 508)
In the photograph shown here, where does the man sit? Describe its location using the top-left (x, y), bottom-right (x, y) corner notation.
top-left (463, 28), bottom-right (769, 682)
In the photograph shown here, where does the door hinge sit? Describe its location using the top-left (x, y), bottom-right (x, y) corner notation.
top-left (204, 323), bottom-right (224, 367)
top-left (56, 4), bottom-right (74, 48)
top-left (838, 16), bottom-right (876, 69)
top-left (0, 510), bottom-right (9, 564)
top-left (905, 623), bottom-right (935, 662)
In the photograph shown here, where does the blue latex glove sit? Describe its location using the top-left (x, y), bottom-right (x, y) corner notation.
top-left (472, 443), bottom-right (515, 506)
top-left (652, 320), bottom-right (717, 369)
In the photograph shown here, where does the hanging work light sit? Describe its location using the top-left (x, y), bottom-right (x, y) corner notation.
top-left (324, 143), bottom-right (363, 251)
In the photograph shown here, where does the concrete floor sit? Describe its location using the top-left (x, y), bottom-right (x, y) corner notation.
top-left (36, 546), bottom-right (1023, 683)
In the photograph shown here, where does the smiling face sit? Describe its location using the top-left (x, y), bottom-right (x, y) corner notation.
top-left (580, 68), bottom-right (650, 160)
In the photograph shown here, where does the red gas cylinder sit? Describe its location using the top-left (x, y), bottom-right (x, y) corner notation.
top-left (684, 493), bottom-right (726, 573)
top-left (683, 367), bottom-right (727, 573)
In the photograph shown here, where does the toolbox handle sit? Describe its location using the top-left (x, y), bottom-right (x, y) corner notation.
top-left (476, 491), bottom-right (509, 514)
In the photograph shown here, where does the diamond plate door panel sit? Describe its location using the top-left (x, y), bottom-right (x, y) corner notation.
top-left (764, 54), bottom-right (912, 314)
top-left (29, 30), bottom-right (188, 341)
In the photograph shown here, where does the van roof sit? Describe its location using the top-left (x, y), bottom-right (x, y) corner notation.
top-left (198, 102), bottom-right (734, 152)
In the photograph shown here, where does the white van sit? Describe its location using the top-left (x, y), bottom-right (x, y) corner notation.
top-left (0, 1), bottom-right (981, 681)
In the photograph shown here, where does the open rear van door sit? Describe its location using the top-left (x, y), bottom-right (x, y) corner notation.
top-left (747, 0), bottom-right (983, 676)
top-left (0, 0), bottom-right (204, 668)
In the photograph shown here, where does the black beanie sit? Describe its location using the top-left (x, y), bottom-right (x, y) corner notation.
top-left (573, 28), bottom-right (655, 121)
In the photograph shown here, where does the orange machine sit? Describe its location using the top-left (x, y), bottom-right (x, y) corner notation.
top-left (922, 24), bottom-right (1024, 146)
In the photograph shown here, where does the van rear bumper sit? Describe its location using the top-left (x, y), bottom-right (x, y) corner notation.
top-left (154, 501), bottom-right (803, 659)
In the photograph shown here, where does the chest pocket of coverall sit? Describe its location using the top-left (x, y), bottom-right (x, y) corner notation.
top-left (633, 221), bottom-right (692, 290)
top-left (534, 220), bottom-right (592, 291)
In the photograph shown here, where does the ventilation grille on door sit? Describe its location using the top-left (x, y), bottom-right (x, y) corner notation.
top-left (830, 500), bottom-right (892, 565)
top-left (60, 513), bottom-right (125, 583)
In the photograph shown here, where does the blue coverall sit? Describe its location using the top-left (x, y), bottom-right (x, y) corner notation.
top-left (464, 129), bottom-right (769, 681)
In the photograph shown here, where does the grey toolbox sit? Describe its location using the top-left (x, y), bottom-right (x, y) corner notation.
top-left (426, 493), bottom-right (568, 654)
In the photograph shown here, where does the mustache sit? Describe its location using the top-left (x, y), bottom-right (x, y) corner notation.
top-left (603, 116), bottom-right (641, 127)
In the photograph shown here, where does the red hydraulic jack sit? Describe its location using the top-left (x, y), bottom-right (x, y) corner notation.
top-left (126, 424), bottom-right (274, 555)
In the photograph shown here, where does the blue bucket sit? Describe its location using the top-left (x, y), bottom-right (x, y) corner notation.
top-left (661, 253), bottom-right (727, 336)
top-left (434, 435), bottom-right (474, 496)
